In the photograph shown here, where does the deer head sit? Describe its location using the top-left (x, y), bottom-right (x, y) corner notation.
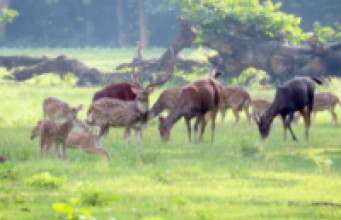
top-left (253, 110), bottom-right (274, 139)
top-left (158, 115), bottom-right (171, 142)
top-left (130, 48), bottom-right (175, 113)
top-left (30, 121), bottom-right (42, 140)
top-left (69, 104), bottom-right (83, 122)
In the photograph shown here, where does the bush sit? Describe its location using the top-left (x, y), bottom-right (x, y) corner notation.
top-left (79, 183), bottom-right (119, 206)
top-left (26, 172), bottom-right (65, 189)
top-left (0, 162), bottom-right (21, 181)
top-left (53, 198), bottom-right (96, 220)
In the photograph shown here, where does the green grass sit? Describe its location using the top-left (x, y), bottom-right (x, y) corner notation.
top-left (1, 48), bottom-right (341, 220)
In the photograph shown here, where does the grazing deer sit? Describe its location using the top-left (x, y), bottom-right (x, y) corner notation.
top-left (0, 155), bottom-right (7, 163)
top-left (293, 92), bottom-right (341, 124)
top-left (219, 86), bottom-right (251, 126)
top-left (158, 75), bottom-right (223, 143)
top-left (43, 97), bottom-right (85, 131)
top-left (39, 105), bottom-right (78, 159)
top-left (31, 122), bottom-right (110, 160)
top-left (254, 77), bottom-right (323, 141)
top-left (87, 49), bottom-right (175, 154)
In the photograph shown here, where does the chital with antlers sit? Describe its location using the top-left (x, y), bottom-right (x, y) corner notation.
top-left (87, 49), bottom-right (175, 154)
top-left (158, 75), bottom-right (223, 143)
top-left (219, 86), bottom-right (251, 126)
top-left (293, 92), bottom-right (341, 124)
top-left (31, 122), bottom-right (110, 160)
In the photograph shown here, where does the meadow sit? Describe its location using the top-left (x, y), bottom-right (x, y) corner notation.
top-left (1, 48), bottom-right (341, 220)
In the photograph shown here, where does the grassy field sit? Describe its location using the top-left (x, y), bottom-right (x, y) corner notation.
top-left (1, 48), bottom-right (341, 220)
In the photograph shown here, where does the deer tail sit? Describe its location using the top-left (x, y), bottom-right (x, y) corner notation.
top-left (311, 77), bottom-right (323, 85)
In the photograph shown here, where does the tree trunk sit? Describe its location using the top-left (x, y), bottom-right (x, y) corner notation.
top-left (116, 0), bottom-right (127, 47)
top-left (86, 3), bottom-right (94, 44)
top-left (138, 0), bottom-right (148, 47)
top-left (0, 0), bottom-right (9, 38)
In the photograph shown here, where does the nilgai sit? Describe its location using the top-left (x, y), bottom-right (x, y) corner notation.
top-left (219, 86), bottom-right (251, 126)
top-left (31, 122), bottom-right (111, 160)
top-left (253, 76), bottom-right (323, 141)
top-left (293, 92), bottom-right (341, 124)
top-left (87, 48), bottom-right (175, 154)
top-left (158, 74), bottom-right (223, 143)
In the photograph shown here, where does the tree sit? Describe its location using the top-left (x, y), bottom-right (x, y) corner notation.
top-left (0, 0), bottom-right (18, 37)
top-left (134, 0), bottom-right (341, 80)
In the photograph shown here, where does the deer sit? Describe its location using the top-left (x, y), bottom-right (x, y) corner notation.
top-left (31, 122), bottom-right (111, 161)
top-left (219, 86), bottom-right (251, 126)
top-left (253, 77), bottom-right (323, 141)
top-left (43, 97), bottom-right (85, 132)
top-left (158, 75), bottom-right (223, 143)
top-left (293, 92), bottom-right (341, 124)
top-left (39, 105), bottom-right (79, 159)
top-left (86, 48), bottom-right (175, 154)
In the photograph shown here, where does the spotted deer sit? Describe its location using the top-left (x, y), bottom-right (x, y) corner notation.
top-left (87, 48), bottom-right (175, 154)
top-left (39, 106), bottom-right (78, 159)
top-left (43, 97), bottom-right (85, 131)
top-left (293, 92), bottom-right (341, 124)
top-left (219, 86), bottom-right (251, 126)
top-left (158, 75), bottom-right (223, 143)
top-left (31, 122), bottom-right (110, 161)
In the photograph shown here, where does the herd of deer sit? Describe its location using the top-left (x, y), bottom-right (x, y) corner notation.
top-left (27, 48), bottom-right (339, 161)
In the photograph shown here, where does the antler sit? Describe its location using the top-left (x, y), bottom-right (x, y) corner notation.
top-left (131, 44), bottom-right (142, 87)
top-left (146, 47), bottom-right (175, 90)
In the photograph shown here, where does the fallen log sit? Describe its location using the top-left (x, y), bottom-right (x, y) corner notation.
top-left (0, 55), bottom-right (51, 71)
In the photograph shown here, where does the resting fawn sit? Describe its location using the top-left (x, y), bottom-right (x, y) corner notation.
top-left (31, 122), bottom-right (110, 160)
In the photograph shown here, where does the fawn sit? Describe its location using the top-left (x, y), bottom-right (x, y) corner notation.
top-left (31, 121), bottom-right (110, 160)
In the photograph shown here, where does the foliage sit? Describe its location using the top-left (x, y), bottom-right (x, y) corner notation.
top-left (228, 165), bottom-right (250, 179)
top-left (0, 162), bottom-right (21, 181)
top-left (53, 198), bottom-right (96, 220)
top-left (305, 152), bottom-right (333, 174)
top-left (150, 169), bottom-right (172, 184)
top-left (0, 185), bottom-right (32, 204)
top-left (313, 22), bottom-right (341, 43)
top-left (79, 183), bottom-right (119, 206)
top-left (240, 138), bottom-right (261, 158)
top-left (177, 0), bottom-right (310, 45)
top-left (26, 172), bottom-right (65, 189)
top-left (232, 67), bottom-right (271, 89)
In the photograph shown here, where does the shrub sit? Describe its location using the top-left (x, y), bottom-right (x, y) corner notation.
top-left (26, 172), bottom-right (65, 189)
top-left (53, 198), bottom-right (96, 220)
top-left (79, 183), bottom-right (119, 206)
top-left (0, 162), bottom-right (21, 181)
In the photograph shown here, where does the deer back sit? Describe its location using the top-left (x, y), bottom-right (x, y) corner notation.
top-left (221, 86), bottom-right (250, 109)
top-left (313, 92), bottom-right (340, 111)
top-left (250, 99), bottom-right (272, 112)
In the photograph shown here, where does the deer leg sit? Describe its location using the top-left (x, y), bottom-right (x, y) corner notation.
top-left (300, 108), bottom-right (311, 141)
top-left (281, 115), bottom-right (287, 141)
top-left (83, 147), bottom-right (111, 161)
top-left (46, 138), bottom-right (54, 157)
top-left (286, 113), bottom-right (298, 141)
top-left (40, 136), bottom-right (46, 158)
top-left (330, 107), bottom-right (337, 124)
top-left (220, 106), bottom-right (226, 125)
top-left (185, 117), bottom-right (192, 143)
top-left (54, 143), bottom-right (60, 159)
top-left (232, 109), bottom-right (240, 127)
top-left (244, 102), bottom-right (251, 126)
top-left (198, 115), bottom-right (207, 142)
top-left (62, 142), bottom-right (66, 160)
top-left (210, 107), bottom-right (218, 144)
top-left (193, 115), bottom-right (200, 143)
top-left (125, 127), bottom-right (131, 150)
top-left (136, 129), bottom-right (142, 155)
